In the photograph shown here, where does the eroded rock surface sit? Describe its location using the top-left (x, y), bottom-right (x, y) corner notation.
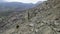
top-left (0, 0), bottom-right (60, 34)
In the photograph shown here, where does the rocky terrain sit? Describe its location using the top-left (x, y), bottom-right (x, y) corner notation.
top-left (0, 0), bottom-right (60, 34)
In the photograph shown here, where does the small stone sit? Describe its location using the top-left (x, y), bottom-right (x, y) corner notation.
top-left (29, 23), bottom-right (34, 27)
top-left (35, 29), bottom-right (39, 32)
top-left (54, 21), bottom-right (59, 25)
top-left (31, 28), bottom-right (34, 31)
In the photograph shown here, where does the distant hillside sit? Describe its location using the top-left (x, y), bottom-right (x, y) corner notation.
top-left (0, 2), bottom-right (35, 12)
top-left (0, 2), bottom-right (35, 17)
top-left (0, 2), bottom-right (42, 17)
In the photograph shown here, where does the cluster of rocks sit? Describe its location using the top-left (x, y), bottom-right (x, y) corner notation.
top-left (0, 0), bottom-right (60, 34)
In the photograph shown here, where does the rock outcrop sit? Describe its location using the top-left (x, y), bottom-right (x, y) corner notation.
top-left (0, 0), bottom-right (60, 34)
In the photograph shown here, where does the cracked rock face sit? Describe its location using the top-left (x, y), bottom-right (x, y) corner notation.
top-left (0, 0), bottom-right (60, 34)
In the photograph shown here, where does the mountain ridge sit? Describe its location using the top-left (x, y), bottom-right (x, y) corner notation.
top-left (0, 2), bottom-right (35, 12)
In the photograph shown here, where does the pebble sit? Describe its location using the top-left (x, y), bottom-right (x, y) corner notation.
top-left (29, 23), bottom-right (34, 27)
top-left (35, 29), bottom-right (39, 32)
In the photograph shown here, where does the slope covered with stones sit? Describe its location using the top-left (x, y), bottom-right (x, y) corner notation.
top-left (0, 0), bottom-right (60, 34)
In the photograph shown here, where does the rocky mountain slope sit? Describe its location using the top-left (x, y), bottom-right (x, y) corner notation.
top-left (0, 0), bottom-right (60, 34)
